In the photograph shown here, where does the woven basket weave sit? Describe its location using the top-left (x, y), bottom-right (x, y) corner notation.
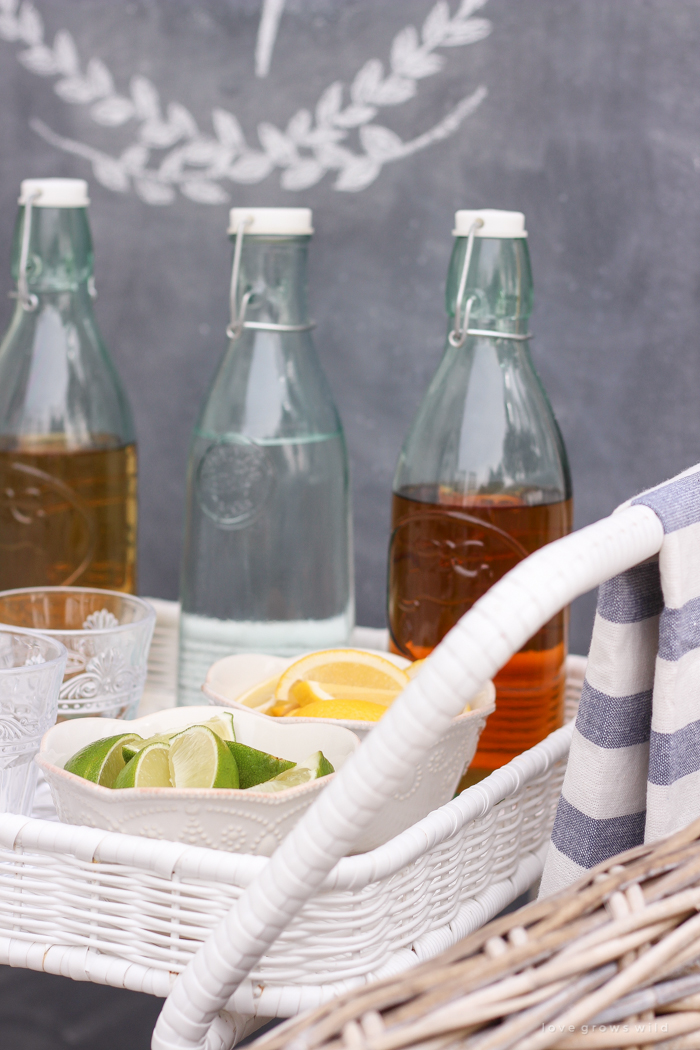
top-left (255, 816), bottom-right (700, 1050)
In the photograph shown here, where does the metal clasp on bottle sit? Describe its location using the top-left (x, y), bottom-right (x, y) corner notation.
top-left (226, 216), bottom-right (316, 341)
top-left (9, 189), bottom-right (41, 313)
top-left (448, 218), bottom-right (532, 348)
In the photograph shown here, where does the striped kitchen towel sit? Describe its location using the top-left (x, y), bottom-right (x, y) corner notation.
top-left (540, 465), bottom-right (700, 897)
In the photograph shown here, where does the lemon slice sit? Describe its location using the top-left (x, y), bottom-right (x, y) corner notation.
top-left (65, 733), bottom-right (143, 787)
top-left (276, 649), bottom-right (409, 701)
top-left (290, 680), bottom-right (400, 706)
top-left (233, 674), bottom-right (281, 712)
top-left (406, 659), bottom-right (427, 679)
top-left (168, 725), bottom-right (239, 789)
top-left (113, 741), bottom-right (172, 789)
top-left (289, 680), bottom-right (334, 706)
top-left (251, 751), bottom-right (334, 793)
top-left (269, 699), bottom-right (302, 717)
top-left (291, 699), bottom-right (386, 722)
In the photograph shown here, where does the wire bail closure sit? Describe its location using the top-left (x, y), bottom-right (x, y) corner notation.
top-left (226, 217), bottom-right (316, 341)
top-left (448, 217), bottom-right (532, 347)
top-left (10, 190), bottom-right (41, 313)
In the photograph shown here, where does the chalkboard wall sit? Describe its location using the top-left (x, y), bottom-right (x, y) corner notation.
top-left (1, 0), bottom-right (699, 655)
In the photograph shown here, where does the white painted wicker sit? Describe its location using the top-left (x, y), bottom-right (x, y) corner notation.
top-left (0, 677), bottom-right (579, 1011)
top-left (0, 503), bottom-right (664, 1050)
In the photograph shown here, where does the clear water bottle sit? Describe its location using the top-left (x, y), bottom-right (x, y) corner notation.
top-left (388, 209), bottom-right (572, 777)
top-left (178, 208), bottom-right (353, 704)
top-left (0, 179), bottom-right (137, 592)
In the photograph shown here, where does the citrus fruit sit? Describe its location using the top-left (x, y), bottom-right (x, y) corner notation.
top-left (226, 742), bottom-right (294, 789)
top-left (122, 737), bottom-right (169, 763)
top-left (274, 650), bottom-right (409, 716)
top-left (289, 679), bottom-right (334, 706)
top-left (233, 674), bottom-right (281, 711)
top-left (252, 751), bottom-right (334, 793)
top-left (122, 740), bottom-right (145, 763)
top-left (121, 713), bottom-right (236, 764)
top-left (276, 649), bottom-right (409, 697)
top-left (201, 711), bottom-right (235, 741)
top-left (269, 699), bottom-right (302, 717)
top-left (289, 680), bottom-right (399, 706)
top-left (168, 725), bottom-right (239, 789)
top-left (64, 733), bottom-right (143, 788)
top-left (406, 659), bottom-right (427, 679)
top-left (113, 741), bottom-right (172, 789)
top-left (290, 699), bottom-right (386, 722)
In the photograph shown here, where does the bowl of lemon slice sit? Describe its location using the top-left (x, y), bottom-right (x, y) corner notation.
top-left (203, 648), bottom-right (496, 847)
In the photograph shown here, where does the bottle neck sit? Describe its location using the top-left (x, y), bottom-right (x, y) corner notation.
top-left (229, 236), bottom-right (311, 333)
top-left (446, 236), bottom-right (533, 337)
top-left (11, 205), bottom-right (94, 299)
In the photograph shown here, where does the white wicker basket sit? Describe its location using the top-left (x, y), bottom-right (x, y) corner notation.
top-left (0, 598), bottom-right (585, 1020)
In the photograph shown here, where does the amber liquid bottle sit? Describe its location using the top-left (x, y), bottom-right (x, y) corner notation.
top-left (0, 180), bottom-right (137, 592)
top-left (388, 210), bottom-right (572, 779)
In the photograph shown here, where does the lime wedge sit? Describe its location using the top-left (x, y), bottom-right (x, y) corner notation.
top-left (113, 741), bottom-right (172, 789)
top-left (64, 733), bottom-right (143, 788)
top-left (251, 751), bottom-right (334, 793)
top-left (122, 740), bottom-right (148, 763)
top-left (168, 725), bottom-right (239, 789)
top-left (121, 713), bottom-right (235, 765)
top-left (200, 711), bottom-right (235, 742)
top-left (123, 732), bottom-right (174, 764)
top-left (226, 742), bottom-right (294, 789)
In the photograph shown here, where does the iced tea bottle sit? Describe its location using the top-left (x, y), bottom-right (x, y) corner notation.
top-left (388, 209), bottom-right (572, 778)
top-left (0, 179), bottom-right (137, 591)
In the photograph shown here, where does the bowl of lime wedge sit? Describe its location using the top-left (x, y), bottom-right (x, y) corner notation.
top-left (37, 706), bottom-right (359, 855)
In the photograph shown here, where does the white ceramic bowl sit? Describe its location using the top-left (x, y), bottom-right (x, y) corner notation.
top-left (38, 706), bottom-right (360, 855)
top-left (202, 651), bottom-right (496, 850)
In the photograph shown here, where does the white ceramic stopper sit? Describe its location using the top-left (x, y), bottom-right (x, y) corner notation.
top-left (18, 178), bottom-right (90, 208)
top-left (453, 209), bottom-right (527, 238)
top-left (228, 207), bottom-right (314, 236)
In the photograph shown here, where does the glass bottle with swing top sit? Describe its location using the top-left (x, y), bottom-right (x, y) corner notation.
top-left (178, 207), bottom-right (353, 705)
top-left (387, 209), bottom-right (572, 778)
top-left (0, 179), bottom-right (137, 592)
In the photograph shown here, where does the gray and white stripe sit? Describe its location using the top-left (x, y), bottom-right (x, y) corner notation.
top-left (541, 467), bottom-right (700, 897)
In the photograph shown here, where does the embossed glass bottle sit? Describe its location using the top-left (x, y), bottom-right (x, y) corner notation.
top-left (0, 179), bottom-right (137, 592)
top-left (388, 209), bottom-right (572, 776)
top-left (178, 208), bottom-right (353, 704)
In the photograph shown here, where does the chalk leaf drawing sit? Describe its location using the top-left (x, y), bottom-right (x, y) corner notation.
top-left (256, 0), bottom-right (287, 78)
top-left (0, 0), bottom-right (491, 201)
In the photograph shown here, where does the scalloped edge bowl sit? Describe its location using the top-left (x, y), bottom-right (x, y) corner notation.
top-left (202, 650), bottom-right (496, 850)
top-left (38, 705), bottom-right (360, 856)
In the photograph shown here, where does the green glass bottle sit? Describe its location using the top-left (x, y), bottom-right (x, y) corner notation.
top-left (0, 179), bottom-right (137, 591)
top-left (388, 209), bottom-right (572, 775)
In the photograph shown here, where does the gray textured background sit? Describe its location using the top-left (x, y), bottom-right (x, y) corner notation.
top-left (2, 0), bottom-right (700, 659)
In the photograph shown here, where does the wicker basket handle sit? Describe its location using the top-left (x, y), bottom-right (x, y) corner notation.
top-left (152, 503), bottom-right (664, 1050)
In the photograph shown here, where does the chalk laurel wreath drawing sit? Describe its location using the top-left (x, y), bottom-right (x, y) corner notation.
top-left (0, 0), bottom-right (491, 202)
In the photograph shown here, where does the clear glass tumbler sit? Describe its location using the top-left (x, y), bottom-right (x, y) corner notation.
top-left (0, 587), bottom-right (155, 719)
top-left (0, 627), bottom-right (66, 813)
